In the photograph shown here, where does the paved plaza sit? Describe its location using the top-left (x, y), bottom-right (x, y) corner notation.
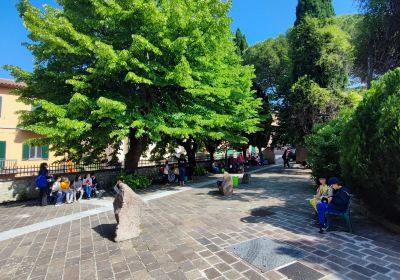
top-left (0, 165), bottom-right (399, 280)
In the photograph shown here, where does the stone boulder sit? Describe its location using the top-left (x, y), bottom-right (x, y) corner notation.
top-left (218, 172), bottom-right (233, 196)
top-left (113, 181), bottom-right (146, 242)
top-left (242, 173), bottom-right (251, 184)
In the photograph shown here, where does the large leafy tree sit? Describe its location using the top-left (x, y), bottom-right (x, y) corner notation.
top-left (354, 0), bottom-right (400, 87)
top-left (243, 35), bottom-right (291, 96)
top-left (6, 0), bottom-right (261, 173)
top-left (282, 4), bottom-right (353, 144)
top-left (295, 0), bottom-right (335, 25)
top-left (289, 17), bottom-right (352, 89)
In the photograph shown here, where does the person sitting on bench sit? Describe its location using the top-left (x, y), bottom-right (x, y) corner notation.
top-left (310, 176), bottom-right (332, 213)
top-left (317, 177), bottom-right (350, 233)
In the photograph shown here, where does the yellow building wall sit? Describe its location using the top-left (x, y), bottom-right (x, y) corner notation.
top-left (0, 88), bottom-right (60, 167)
top-left (0, 88), bottom-right (30, 126)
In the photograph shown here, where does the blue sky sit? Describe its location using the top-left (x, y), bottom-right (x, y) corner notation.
top-left (0, 0), bottom-right (358, 79)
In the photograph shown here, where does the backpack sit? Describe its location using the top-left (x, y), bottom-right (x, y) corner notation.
top-left (36, 175), bottom-right (48, 188)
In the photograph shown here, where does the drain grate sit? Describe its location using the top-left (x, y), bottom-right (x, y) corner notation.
top-left (227, 236), bottom-right (307, 272)
top-left (278, 262), bottom-right (324, 280)
top-left (250, 207), bottom-right (275, 217)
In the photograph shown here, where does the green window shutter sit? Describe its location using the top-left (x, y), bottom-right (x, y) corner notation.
top-left (22, 144), bottom-right (30, 160)
top-left (41, 145), bottom-right (49, 159)
top-left (0, 141), bottom-right (6, 160)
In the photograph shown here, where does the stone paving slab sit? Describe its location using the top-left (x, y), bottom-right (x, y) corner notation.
top-left (0, 200), bottom-right (101, 232)
top-left (0, 165), bottom-right (399, 280)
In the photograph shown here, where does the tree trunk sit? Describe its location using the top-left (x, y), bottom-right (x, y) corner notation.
top-left (241, 146), bottom-right (248, 160)
top-left (208, 150), bottom-right (215, 171)
top-left (205, 143), bottom-right (216, 171)
top-left (125, 129), bottom-right (148, 174)
top-left (367, 54), bottom-right (373, 89)
top-left (181, 138), bottom-right (198, 180)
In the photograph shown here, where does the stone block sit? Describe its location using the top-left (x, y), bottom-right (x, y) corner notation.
top-left (113, 182), bottom-right (146, 242)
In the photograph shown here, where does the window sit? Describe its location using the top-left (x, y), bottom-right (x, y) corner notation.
top-left (22, 144), bottom-right (49, 160)
top-left (29, 146), bottom-right (42, 159)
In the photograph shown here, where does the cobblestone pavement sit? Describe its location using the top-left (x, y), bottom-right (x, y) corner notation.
top-left (0, 165), bottom-right (399, 280)
top-left (0, 200), bottom-right (101, 231)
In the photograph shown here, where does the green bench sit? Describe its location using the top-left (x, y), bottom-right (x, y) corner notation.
top-left (326, 196), bottom-right (353, 233)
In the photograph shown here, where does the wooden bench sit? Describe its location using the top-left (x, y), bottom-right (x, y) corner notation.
top-left (326, 197), bottom-right (353, 233)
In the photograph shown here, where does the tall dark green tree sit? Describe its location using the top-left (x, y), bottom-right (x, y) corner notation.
top-left (354, 0), bottom-right (400, 87)
top-left (295, 0), bottom-right (335, 25)
top-left (233, 28), bottom-right (249, 56)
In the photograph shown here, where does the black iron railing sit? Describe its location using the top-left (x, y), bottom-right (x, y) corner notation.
top-left (0, 155), bottom-right (227, 178)
top-left (0, 161), bottom-right (122, 177)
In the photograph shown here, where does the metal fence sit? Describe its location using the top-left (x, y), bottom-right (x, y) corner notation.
top-left (136, 155), bottom-right (223, 168)
top-left (0, 161), bottom-right (123, 177)
top-left (0, 155), bottom-right (226, 178)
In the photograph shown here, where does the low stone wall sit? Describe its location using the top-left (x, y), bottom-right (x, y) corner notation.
top-left (0, 170), bottom-right (120, 204)
top-left (0, 161), bottom-right (211, 203)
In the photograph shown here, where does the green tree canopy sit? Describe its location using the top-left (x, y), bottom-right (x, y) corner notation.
top-left (276, 17), bottom-right (354, 144)
top-left (295, 0), bottom-right (335, 25)
top-left (243, 35), bottom-right (291, 95)
top-left (289, 17), bottom-right (353, 89)
top-left (354, 0), bottom-right (400, 86)
top-left (6, 0), bottom-right (261, 172)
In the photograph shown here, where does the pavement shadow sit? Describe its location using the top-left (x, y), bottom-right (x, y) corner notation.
top-left (201, 190), bottom-right (252, 202)
top-left (0, 199), bottom-right (39, 208)
top-left (92, 224), bottom-right (116, 242)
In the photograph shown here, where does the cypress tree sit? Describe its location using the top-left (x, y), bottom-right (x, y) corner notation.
top-left (295, 0), bottom-right (335, 25)
top-left (233, 28), bottom-right (249, 56)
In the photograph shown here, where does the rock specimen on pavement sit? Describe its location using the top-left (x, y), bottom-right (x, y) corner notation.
top-left (219, 172), bottom-right (233, 196)
top-left (242, 173), bottom-right (251, 184)
top-left (113, 181), bottom-right (146, 242)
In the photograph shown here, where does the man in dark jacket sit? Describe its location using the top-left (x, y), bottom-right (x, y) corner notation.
top-left (317, 177), bottom-right (350, 232)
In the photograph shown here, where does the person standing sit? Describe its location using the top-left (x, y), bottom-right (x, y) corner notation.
top-left (36, 162), bottom-right (51, 206)
top-left (178, 154), bottom-right (187, 186)
top-left (282, 148), bottom-right (290, 168)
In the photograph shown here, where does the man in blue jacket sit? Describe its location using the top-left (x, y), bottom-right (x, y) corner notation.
top-left (317, 177), bottom-right (350, 233)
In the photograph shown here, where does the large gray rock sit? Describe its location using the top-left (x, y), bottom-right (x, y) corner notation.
top-left (219, 172), bottom-right (233, 196)
top-left (113, 181), bottom-right (146, 242)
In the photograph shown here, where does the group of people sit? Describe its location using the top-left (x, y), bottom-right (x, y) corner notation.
top-left (212, 153), bottom-right (250, 174)
top-left (160, 154), bottom-right (187, 186)
top-left (36, 163), bottom-right (101, 206)
top-left (309, 176), bottom-right (351, 233)
top-left (249, 153), bottom-right (268, 166)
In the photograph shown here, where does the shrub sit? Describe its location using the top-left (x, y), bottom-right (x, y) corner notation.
top-left (305, 115), bottom-right (348, 180)
top-left (115, 173), bottom-right (151, 190)
top-left (193, 166), bottom-right (208, 176)
top-left (341, 68), bottom-right (400, 222)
